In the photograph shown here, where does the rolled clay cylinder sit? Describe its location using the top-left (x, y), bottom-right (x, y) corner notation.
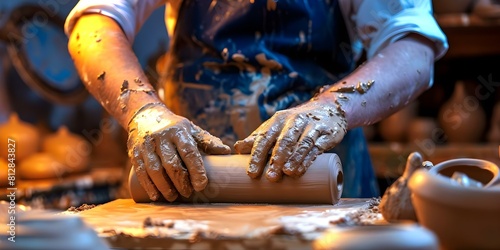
top-left (129, 153), bottom-right (343, 204)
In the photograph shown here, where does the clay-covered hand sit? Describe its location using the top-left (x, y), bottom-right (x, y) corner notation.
top-left (234, 99), bottom-right (347, 182)
top-left (127, 103), bottom-right (231, 201)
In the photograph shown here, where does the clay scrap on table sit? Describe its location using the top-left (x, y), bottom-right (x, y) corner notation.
top-left (75, 198), bottom-right (383, 249)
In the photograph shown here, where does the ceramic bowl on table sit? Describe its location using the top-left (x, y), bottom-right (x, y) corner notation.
top-left (313, 223), bottom-right (439, 250)
top-left (408, 158), bottom-right (500, 249)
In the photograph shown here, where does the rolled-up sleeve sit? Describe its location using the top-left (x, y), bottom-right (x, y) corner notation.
top-left (348, 0), bottom-right (448, 60)
top-left (64, 0), bottom-right (166, 43)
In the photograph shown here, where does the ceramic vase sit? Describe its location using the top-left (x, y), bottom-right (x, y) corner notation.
top-left (438, 81), bottom-right (486, 143)
top-left (379, 102), bottom-right (417, 142)
top-left (487, 102), bottom-right (500, 142)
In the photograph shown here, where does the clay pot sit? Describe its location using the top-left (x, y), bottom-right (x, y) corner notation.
top-left (0, 158), bottom-right (8, 187)
top-left (0, 113), bottom-right (40, 162)
top-left (438, 81), bottom-right (486, 143)
top-left (379, 102), bottom-right (417, 142)
top-left (42, 126), bottom-right (91, 174)
top-left (313, 224), bottom-right (439, 250)
top-left (473, 0), bottom-right (500, 19)
top-left (18, 153), bottom-right (67, 179)
top-left (407, 118), bottom-right (438, 143)
top-left (408, 158), bottom-right (500, 249)
top-left (487, 102), bottom-right (500, 142)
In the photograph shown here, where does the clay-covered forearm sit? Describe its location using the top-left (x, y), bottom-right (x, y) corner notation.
top-left (68, 14), bottom-right (166, 129)
top-left (317, 34), bottom-right (436, 129)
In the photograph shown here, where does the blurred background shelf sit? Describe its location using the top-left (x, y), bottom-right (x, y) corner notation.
top-left (436, 13), bottom-right (500, 58)
top-left (369, 143), bottom-right (500, 192)
top-left (0, 165), bottom-right (124, 210)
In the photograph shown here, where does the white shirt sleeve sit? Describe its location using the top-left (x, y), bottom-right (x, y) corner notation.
top-left (339, 0), bottom-right (448, 60)
top-left (64, 0), bottom-right (166, 43)
top-left (66, 0), bottom-right (448, 61)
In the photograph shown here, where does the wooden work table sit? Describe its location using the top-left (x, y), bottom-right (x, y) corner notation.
top-left (72, 198), bottom-right (384, 249)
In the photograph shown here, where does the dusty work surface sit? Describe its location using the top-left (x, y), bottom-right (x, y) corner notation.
top-left (75, 198), bottom-right (384, 249)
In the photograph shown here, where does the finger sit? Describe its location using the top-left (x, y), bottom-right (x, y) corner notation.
top-left (171, 129), bottom-right (208, 192)
top-left (143, 136), bottom-right (179, 202)
top-left (128, 132), bottom-right (161, 200)
top-left (283, 124), bottom-right (321, 177)
top-left (247, 125), bottom-right (281, 179)
top-left (191, 124), bottom-right (231, 154)
top-left (127, 128), bottom-right (138, 151)
top-left (130, 146), bottom-right (161, 201)
top-left (234, 135), bottom-right (256, 154)
top-left (155, 134), bottom-right (193, 198)
top-left (295, 146), bottom-right (322, 177)
top-left (315, 126), bottom-right (344, 150)
top-left (235, 120), bottom-right (271, 154)
top-left (266, 115), bottom-right (307, 182)
top-left (294, 124), bottom-right (344, 177)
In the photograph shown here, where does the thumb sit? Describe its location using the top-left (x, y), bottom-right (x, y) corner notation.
top-left (234, 135), bottom-right (255, 154)
top-left (191, 124), bottom-right (231, 154)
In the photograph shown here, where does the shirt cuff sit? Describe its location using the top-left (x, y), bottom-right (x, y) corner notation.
top-left (65, 1), bottom-right (140, 43)
top-left (368, 8), bottom-right (448, 60)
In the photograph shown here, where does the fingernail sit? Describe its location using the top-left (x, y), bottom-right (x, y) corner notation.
top-left (283, 162), bottom-right (292, 172)
top-left (148, 191), bottom-right (159, 201)
top-left (193, 176), bottom-right (208, 192)
top-left (266, 170), bottom-right (277, 180)
top-left (165, 193), bottom-right (178, 202)
top-left (297, 166), bottom-right (305, 174)
top-left (248, 164), bottom-right (258, 173)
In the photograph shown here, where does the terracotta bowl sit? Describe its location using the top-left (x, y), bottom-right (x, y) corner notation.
top-left (408, 158), bottom-right (500, 249)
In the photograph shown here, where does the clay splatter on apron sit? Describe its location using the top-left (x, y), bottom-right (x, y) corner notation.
top-left (159, 0), bottom-right (379, 198)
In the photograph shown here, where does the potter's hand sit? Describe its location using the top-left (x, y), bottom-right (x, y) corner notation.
top-left (234, 99), bottom-right (347, 182)
top-left (127, 103), bottom-right (231, 201)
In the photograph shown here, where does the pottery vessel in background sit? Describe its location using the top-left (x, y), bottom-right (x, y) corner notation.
top-left (42, 126), bottom-right (91, 174)
top-left (0, 158), bottom-right (8, 187)
top-left (18, 153), bottom-right (67, 179)
top-left (438, 81), bottom-right (486, 143)
top-left (379, 102), bottom-right (417, 142)
top-left (407, 117), bottom-right (439, 144)
top-left (487, 102), bottom-right (500, 142)
top-left (0, 113), bottom-right (40, 162)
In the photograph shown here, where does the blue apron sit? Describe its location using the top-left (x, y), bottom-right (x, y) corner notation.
top-left (160, 0), bottom-right (379, 198)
